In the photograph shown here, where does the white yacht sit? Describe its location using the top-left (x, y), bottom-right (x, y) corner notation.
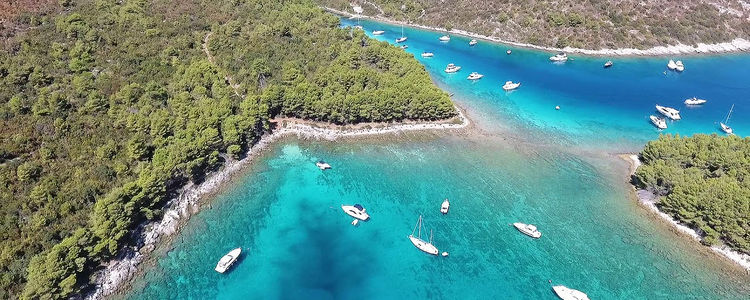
top-left (502, 81), bottom-right (521, 91)
top-left (684, 97), bottom-right (707, 105)
top-left (395, 37), bottom-right (407, 43)
top-left (720, 104), bottom-right (734, 135)
top-left (372, 30), bottom-right (385, 35)
top-left (215, 248), bottom-right (242, 273)
top-left (549, 53), bottom-right (568, 62)
top-left (469, 39), bottom-right (478, 46)
top-left (439, 35), bottom-right (450, 42)
top-left (440, 199), bottom-right (450, 214)
top-left (421, 52), bottom-right (434, 57)
top-left (467, 72), bottom-right (484, 80)
top-left (552, 285), bottom-right (590, 300)
top-left (675, 60), bottom-right (685, 72)
top-left (445, 63), bottom-right (461, 73)
top-left (667, 59), bottom-right (678, 70)
top-left (400, 45), bottom-right (408, 49)
top-left (513, 222), bottom-right (541, 238)
top-left (650, 115), bottom-right (667, 130)
top-left (604, 60), bottom-right (613, 68)
top-left (408, 215), bottom-right (439, 255)
top-left (506, 49), bottom-right (512, 55)
top-left (342, 204), bottom-right (370, 221)
top-left (655, 105), bottom-right (681, 120)
top-left (316, 161), bottom-right (331, 170)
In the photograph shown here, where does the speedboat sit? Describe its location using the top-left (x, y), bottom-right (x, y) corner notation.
top-left (650, 115), bottom-right (667, 129)
top-left (400, 45), bottom-right (408, 49)
top-left (396, 37), bottom-right (407, 43)
top-left (445, 63), bottom-right (461, 73)
top-left (469, 39), bottom-right (478, 46)
top-left (549, 53), bottom-right (568, 62)
top-left (467, 72), bottom-right (484, 80)
top-left (675, 60), bottom-right (685, 72)
top-left (439, 35), bottom-right (450, 42)
top-left (421, 52), bottom-right (434, 57)
top-left (552, 285), bottom-right (590, 300)
top-left (684, 97), bottom-right (707, 105)
top-left (506, 50), bottom-right (512, 55)
top-left (342, 204), bottom-right (370, 221)
top-left (667, 59), bottom-right (677, 70)
top-left (604, 60), bottom-right (613, 68)
top-left (440, 199), bottom-right (450, 214)
top-left (372, 30), bottom-right (385, 35)
top-left (215, 248), bottom-right (242, 273)
top-left (316, 161), bottom-right (331, 170)
top-left (408, 215), bottom-right (439, 255)
top-left (513, 222), bottom-right (541, 238)
top-left (502, 81), bottom-right (521, 91)
top-left (655, 105), bottom-right (681, 120)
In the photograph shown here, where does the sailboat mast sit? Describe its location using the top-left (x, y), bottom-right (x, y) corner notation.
top-left (418, 215), bottom-right (422, 238)
top-left (726, 104), bottom-right (734, 123)
top-left (430, 229), bottom-right (433, 244)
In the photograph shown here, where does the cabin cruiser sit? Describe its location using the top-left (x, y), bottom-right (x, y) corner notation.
top-left (316, 161), bottom-right (331, 170)
top-left (440, 199), bottom-right (450, 214)
top-left (675, 60), bottom-right (685, 72)
top-left (502, 81), bottom-right (521, 91)
top-left (467, 72), bottom-right (484, 80)
top-left (655, 105), bottom-right (681, 120)
top-left (684, 97), bottom-right (707, 105)
top-left (650, 115), bottom-right (667, 129)
top-left (421, 52), bottom-right (434, 57)
top-left (445, 63), bottom-right (461, 73)
top-left (439, 35), bottom-right (450, 42)
top-left (469, 39), bottom-right (478, 46)
top-left (400, 45), bottom-right (408, 49)
top-left (604, 60), bottom-right (613, 68)
top-left (215, 248), bottom-right (242, 273)
top-left (408, 215), bottom-right (439, 255)
top-left (667, 59), bottom-right (678, 70)
top-left (342, 204), bottom-right (370, 221)
top-left (513, 222), bottom-right (541, 238)
top-left (372, 30), bottom-right (385, 35)
top-left (395, 36), bottom-right (407, 43)
top-left (549, 53), bottom-right (568, 62)
top-left (552, 285), bottom-right (590, 300)
top-left (506, 50), bottom-right (512, 55)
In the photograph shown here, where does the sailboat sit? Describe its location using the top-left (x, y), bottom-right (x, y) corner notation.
top-left (720, 104), bottom-right (734, 135)
top-left (395, 24), bottom-right (407, 43)
top-left (408, 215), bottom-right (439, 255)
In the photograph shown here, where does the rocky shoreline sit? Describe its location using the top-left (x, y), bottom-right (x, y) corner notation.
top-left (86, 107), bottom-right (469, 299)
top-left (327, 7), bottom-right (750, 57)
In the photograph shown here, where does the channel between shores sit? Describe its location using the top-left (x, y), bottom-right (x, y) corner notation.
top-left (325, 7), bottom-right (750, 57)
top-left (85, 106), bottom-right (470, 299)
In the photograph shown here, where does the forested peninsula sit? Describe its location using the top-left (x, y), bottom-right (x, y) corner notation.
top-left (633, 134), bottom-right (750, 255)
top-left (0, 0), bottom-right (455, 298)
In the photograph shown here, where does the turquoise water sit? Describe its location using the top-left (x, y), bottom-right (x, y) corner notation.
top-left (122, 19), bottom-right (750, 299)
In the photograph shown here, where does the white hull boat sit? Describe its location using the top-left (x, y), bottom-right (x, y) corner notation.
top-left (316, 161), bottom-right (331, 170)
top-left (550, 53), bottom-right (568, 62)
top-left (720, 104), bottom-right (734, 134)
top-left (552, 285), bottom-right (590, 300)
top-left (684, 97), bottom-right (707, 105)
top-left (215, 248), bottom-right (242, 273)
top-left (675, 60), bottom-right (685, 72)
top-left (372, 30), bottom-right (385, 35)
top-left (440, 199), bottom-right (450, 214)
top-left (396, 37), bottom-right (407, 43)
top-left (655, 105), bottom-right (681, 120)
top-left (342, 204), bottom-right (370, 221)
top-left (513, 222), bottom-right (541, 238)
top-left (467, 72), bottom-right (484, 80)
top-left (502, 81), bottom-right (520, 91)
top-left (469, 39), bottom-right (477, 46)
top-left (667, 59), bottom-right (678, 70)
top-left (421, 52), bottom-right (434, 57)
top-left (400, 45), bottom-right (408, 49)
top-left (445, 63), bottom-right (461, 73)
top-left (439, 35), bottom-right (450, 42)
top-left (650, 115), bottom-right (667, 129)
top-left (506, 50), bottom-right (512, 55)
top-left (408, 215), bottom-right (439, 255)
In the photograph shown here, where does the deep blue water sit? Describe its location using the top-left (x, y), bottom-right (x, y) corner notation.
top-left (120, 18), bottom-right (750, 299)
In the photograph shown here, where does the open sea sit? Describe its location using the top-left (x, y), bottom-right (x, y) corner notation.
top-left (120, 18), bottom-right (750, 299)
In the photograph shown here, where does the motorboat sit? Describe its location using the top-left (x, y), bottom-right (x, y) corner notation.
top-left (667, 59), bottom-right (678, 70)
top-left (445, 63), bottom-right (461, 73)
top-left (469, 39), bottom-right (478, 46)
top-left (604, 60), bottom-right (613, 68)
top-left (396, 37), bottom-right (407, 43)
top-left (506, 50), bottom-right (512, 55)
top-left (552, 285), bottom-right (590, 300)
top-left (421, 52), bottom-right (434, 57)
top-left (440, 199), bottom-right (450, 214)
top-left (655, 105), bottom-right (681, 120)
top-left (342, 204), bottom-right (370, 221)
top-left (372, 30), bottom-right (385, 35)
top-left (720, 104), bottom-right (734, 134)
top-left (684, 97), bottom-right (707, 105)
top-left (316, 161), bottom-right (331, 170)
top-left (215, 248), bottom-right (242, 273)
top-left (675, 60), bottom-right (685, 72)
top-left (439, 35), bottom-right (450, 42)
top-left (513, 222), bottom-right (541, 238)
top-left (502, 81), bottom-right (521, 91)
top-left (650, 115), bottom-right (667, 130)
top-left (467, 72), bottom-right (484, 80)
top-left (549, 53), bottom-right (568, 62)
top-left (408, 215), bottom-right (439, 255)
top-left (400, 45), bottom-right (408, 49)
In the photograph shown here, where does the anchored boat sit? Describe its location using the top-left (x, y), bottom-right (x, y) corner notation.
top-left (440, 199), bottom-right (450, 214)
top-left (650, 115), bottom-right (667, 130)
top-left (408, 215), bottom-right (438, 255)
top-left (552, 285), bottom-right (590, 300)
top-left (372, 30), bottom-right (385, 35)
top-left (720, 104), bottom-right (734, 135)
top-left (316, 161), bottom-right (331, 170)
top-left (445, 63), bottom-right (461, 73)
top-left (502, 81), bottom-right (521, 91)
top-left (467, 72), bottom-right (484, 80)
top-left (684, 97), bottom-right (707, 105)
top-left (421, 52), bottom-right (434, 57)
top-left (549, 53), bottom-right (568, 62)
top-left (215, 248), bottom-right (242, 273)
top-left (655, 105), bottom-right (681, 120)
top-left (469, 39), bottom-right (478, 46)
top-left (342, 204), bottom-right (370, 221)
top-left (513, 222), bottom-right (541, 238)
top-left (439, 35), bottom-right (450, 42)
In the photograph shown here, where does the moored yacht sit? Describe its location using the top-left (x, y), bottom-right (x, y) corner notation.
top-left (506, 49), bottom-right (512, 55)
top-left (421, 52), bottom-right (434, 57)
top-left (502, 81), bottom-right (521, 91)
top-left (215, 248), bottom-right (242, 273)
top-left (720, 104), bottom-right (735, 135)
top-left (650, 115), bottom-right (667, 129)
top-left (316, 161), bottom-right (331, 170)
top-left (372, 30), bottom-right (385, 35)
top-left (408, 215), bottom-right (439, 255)
top-left (467, 72), bottom-right (484, 80)
top-left (549, 53), bottom-right (568, 62)
top-left (513, 222), bottom-right (541, 238)
top-left (552, 285), bottom-right (590, 300)
top-left (440, 199), bottom-right (450, 214)
top-left (684, 97), bottom-right (707, 105)
top-left (445, 63), bottom-right (461, 73)
top-left (439, 35), bottom-right (450, 42)
top-left (396, 36), bottom-right (407, 43)
top-left (469, 39), bottom-right (478, 46)
top-left (667, 59), bottom-right (678, 70)
top-left (342, 204), bottom-right (370, 221)
top-left (675, 60), bottom-right (685, 72)
top-left (655, 105), bottom-right (681, 120)
top-left (400, 45), bottom-right (408, 49)
top-left (604, 60), bottom-right (613, 68)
